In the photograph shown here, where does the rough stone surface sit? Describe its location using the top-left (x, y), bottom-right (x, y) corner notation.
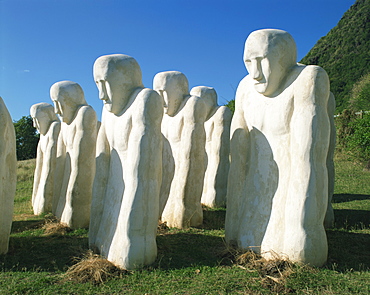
top-left (190, 86), bottom-right (231, 208)
top-left (51, 81), bottom-right (97, 229)
top-left (89, 54), bottom-right (163, 270)
top-left (0, 97), bottom-right (17, 254)
top-left (225, 29), bottom-right (332, 267)
top-left (30, 103), bottom-right (60, 215)
top-left (154, 71), bottom-right (207, 229)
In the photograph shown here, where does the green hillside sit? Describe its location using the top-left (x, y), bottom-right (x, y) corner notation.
top-left (300, 0), bottom-right (370, 112)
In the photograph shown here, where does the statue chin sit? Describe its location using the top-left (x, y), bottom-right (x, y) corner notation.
top-left (104, 102), bottom-right (113, 113)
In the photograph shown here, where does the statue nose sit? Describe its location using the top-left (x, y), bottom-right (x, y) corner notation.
top-left (99, 89), bottom-right (107, 101)
top-left (54, 105), bottom-right (60, 115)
top-left (99, 83), bottom-right (108, 101)
top-left (251, 60), bottom-right (263, 80)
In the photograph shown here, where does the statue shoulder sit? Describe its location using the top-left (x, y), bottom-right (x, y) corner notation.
top-left (76, 105), bottom-right (97, 127)
top-left (293, 64), bottom-right (330, 106)
top-left (184, 95), bottom-right (207, 122)
top-left (135, 88), bottom-right (163, 122)
top-left (136, 88), bottom-right (162, 105)
top-left (216, 105), bottom-right (232, 122)
top-left (293, 64), bottom-right (329, 87)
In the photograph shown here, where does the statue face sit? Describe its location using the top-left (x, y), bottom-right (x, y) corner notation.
top-left (153, 79), bottom-right (179, 116)
top-left (30, 103), bottom-right (57, 135)
top-left (94, 69), bottom-right (122, 115)
top-left (93, 55), bottom-right (143, 116)
top-left (51, 92), bottom-right (76, 124)
top-left (244, 34), bottom-right (286, 97)
top-left (31, 113), bottom-right (49, 135)
top-left (153, 72), bottom-right (187, 117)
top-left (32, 117), bottom-right (41, 132)
top-left (190, 86), bottom-right (217, 109)
top-left (50, 81), bottom-right (85, 124)
top-left (51, 96), bottom-right (66, 121)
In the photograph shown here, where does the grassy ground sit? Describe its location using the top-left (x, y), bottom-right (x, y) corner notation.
top-left (0, 153), bottom-right (369, 294)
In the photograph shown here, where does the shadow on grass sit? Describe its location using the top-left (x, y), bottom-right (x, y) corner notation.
top-left (326, 204), bottom-right (370, 272)
top-left (333, 209), bottom-right (370, 229)
top-left (0, 234), bottom-right (88, 272)
top-left (11, 218), bottom-right (45, 233)
top-left (2, 205), bottom-right (368, 275)
top-left (333, 193), bottom-right (370, 203)
top-left (155, 232), bottom-right (227, 270)
top-left (326, 230), bottom-right (370, 271)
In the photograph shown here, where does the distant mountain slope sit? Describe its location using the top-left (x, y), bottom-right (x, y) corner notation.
top-left (300, 0), bottom-right (370, 112)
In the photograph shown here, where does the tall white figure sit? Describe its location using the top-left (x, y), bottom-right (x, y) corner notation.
top-left (50, 81), bottom-right (97, 229)
top-left (0, 97), bottom-right (16, 254)
top-left (190, 86), bottom-right (231, 208)
top-left (30, 103), bottom-right (60, 215)
top-left (225, 29), bottom-right (332, 267)
top-left (154, 71), bottom-right (207, 229)
top-left (90, 54), bottom-right (163, 270)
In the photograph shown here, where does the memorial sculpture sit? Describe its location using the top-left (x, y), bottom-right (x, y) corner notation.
top-left (50, 81), bottom-right (97, 229)
top-left (0, 97), bottom-right (17, 254)
top-left (30, 103), bottom-right (60, 215)
top-left (89, 54), bottom-right (163, 270)
top-left (154, 71), bottom-right (207, 229)
top-left (190, 86), bottom-right (231, 208)
top-left (225, 29), bottom-right (332, 267)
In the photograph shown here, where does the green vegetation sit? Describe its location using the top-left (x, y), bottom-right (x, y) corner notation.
top-left (0, 154), bottom-right (369, 294)
top-left (225, 99), bottom-right (235, 115)
top-left (13, 115), bottom-right (39, 161)
top-left (300, 0), bottom-right (370, 112)
top-left (347, 113), bottom-right (370, 168)
top-left (336, 110), bottom-right (370, 169)
top-left (349, 73), bottom-right (370, 112)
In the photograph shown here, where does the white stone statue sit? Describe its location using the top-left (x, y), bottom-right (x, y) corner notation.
top-left (154, 71), bottom-right (207, 229)
top-left (225, 29), bottom-right (331, 267)
top-left (50, 81), bottom-right (97, 229)
top-left (30, 103), bottom-right (60, 215)
top-left (90, 54), bottom-right (163, 270)
top-left (0, 97), bottom-right (17, 254)
top-left (190, 86), bottom-right (231, 208)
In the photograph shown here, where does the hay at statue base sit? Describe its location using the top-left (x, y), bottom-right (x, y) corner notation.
top-left (63, 250), bottom-right (127, 284)
top-left (41, 214), bottom-right (72, 236)
top-left (226, 246), bottom-right (298, 293)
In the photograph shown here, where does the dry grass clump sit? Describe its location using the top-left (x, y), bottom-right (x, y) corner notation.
top-left (226, 246), bottom-right (296, 293)
top-left (63, 250), bottom-right (127, 284)
top-left (157, 221), bottom-right (169, 235)
top-left (42, 215), bottom-right (72, 236)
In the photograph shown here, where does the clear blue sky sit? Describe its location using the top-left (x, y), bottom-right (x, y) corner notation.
top-left (1, 0), bottom-right (356, 121)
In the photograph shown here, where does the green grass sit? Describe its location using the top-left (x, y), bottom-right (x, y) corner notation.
top-left (0, 153), bottom-right (369, 294)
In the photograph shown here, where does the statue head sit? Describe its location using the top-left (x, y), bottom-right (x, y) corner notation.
top-left (30, 103), bottom-right (59, 135)
top-left (93, 54), bottom-right (143, 115)
top-left (153, 71), bottom-right (189, 116)
top-left (190, 86), bottom-right (218, 109)
top-left (50, 81), bottom-right (87, 124)
top-left (243, 29), bottom-right (297, 96)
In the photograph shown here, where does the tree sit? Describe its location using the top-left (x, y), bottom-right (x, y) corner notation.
top-left (225, 99), bottom-right (235, 115)
top-left (13, 115), bottom-right (39, 160)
